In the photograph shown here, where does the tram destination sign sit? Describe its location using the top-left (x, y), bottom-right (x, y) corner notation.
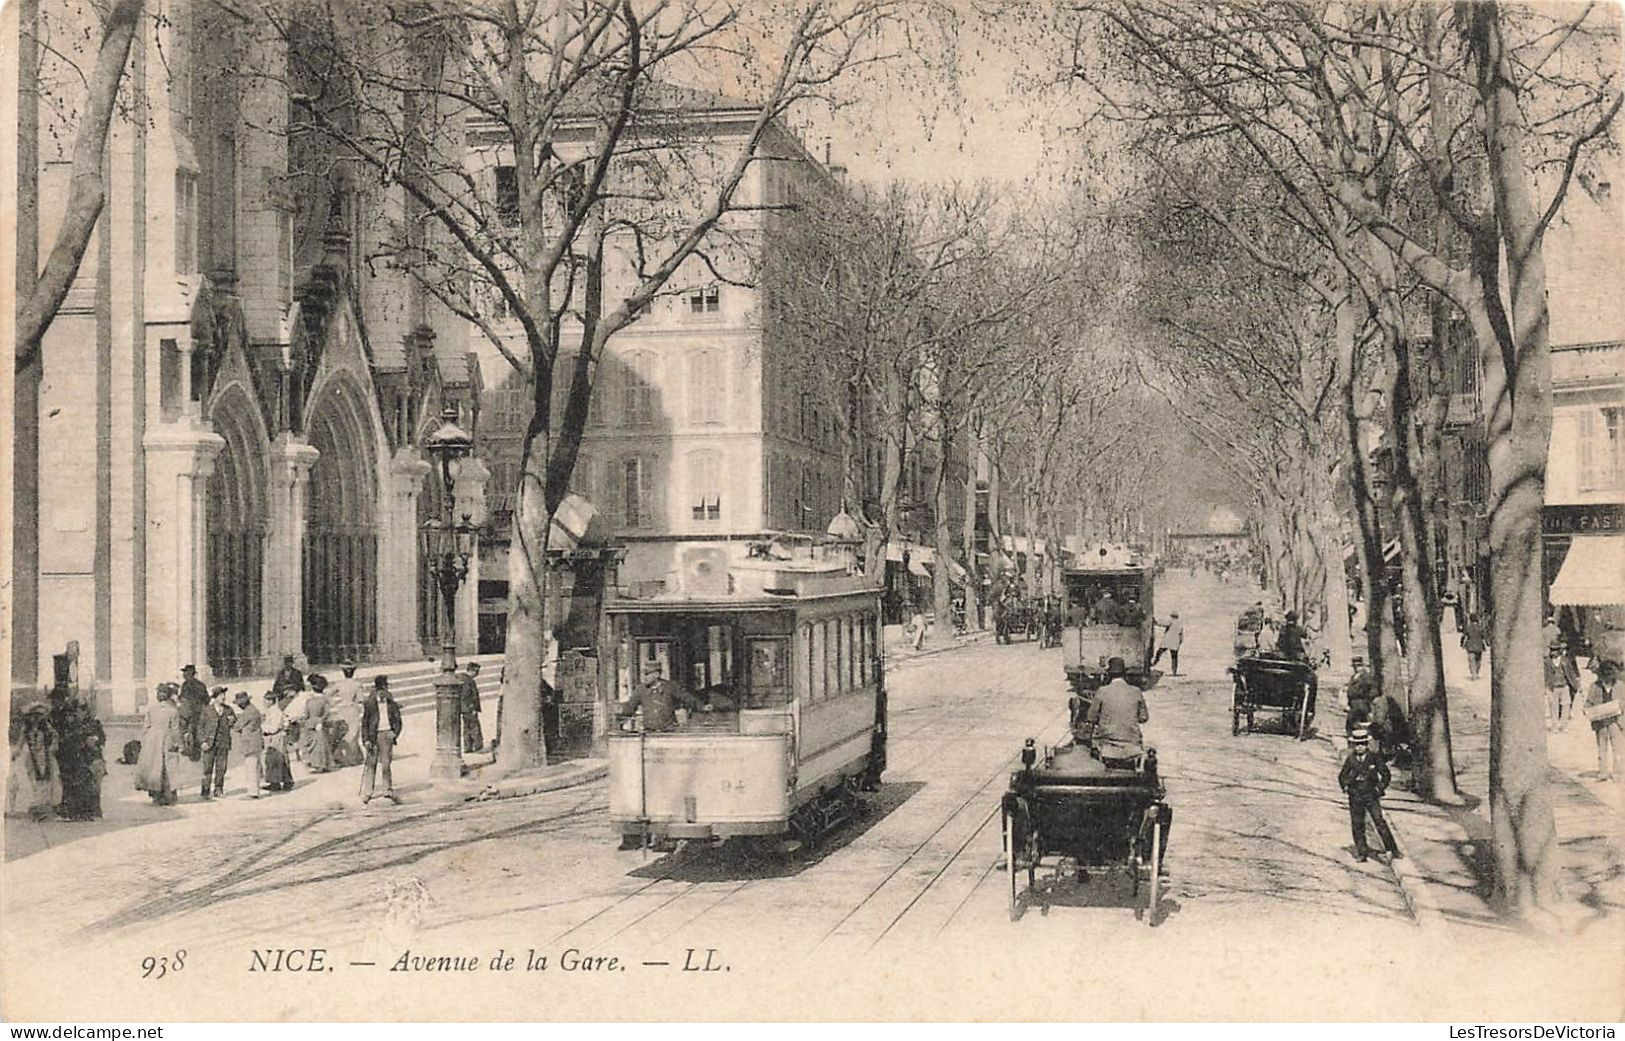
top-left (1542, 503), bottom-right (1625, 535)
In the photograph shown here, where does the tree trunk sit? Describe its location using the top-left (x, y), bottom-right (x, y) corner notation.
top-left (1385, 332), bottom-right (1462, 802)
top-left (1472, 1), bottom-right (1563, 914)
top-left (962, 425), bottom-right (980, 628)
top-left (494, 431), bottom-right (554, 772)
top-left (932, 434), bottom-right (954, 628)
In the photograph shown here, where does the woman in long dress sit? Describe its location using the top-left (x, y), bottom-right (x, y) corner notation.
top-left (6, 704), bottom-right (62, 821)
top-left (133, 685), bottom-right (181, 806)
top-left (301, 674), bottom-right (334, 773)
top-left (261, 692), bottom-right (294, 792)
top-left (51, 688), bottom-right (106, 820)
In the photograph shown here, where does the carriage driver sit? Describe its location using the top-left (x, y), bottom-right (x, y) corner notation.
top-left (1086, 657), bottom-right (1150, 768)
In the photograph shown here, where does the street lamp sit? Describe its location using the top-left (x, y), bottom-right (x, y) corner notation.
top-left (422, 405), bottom-right (477, 781)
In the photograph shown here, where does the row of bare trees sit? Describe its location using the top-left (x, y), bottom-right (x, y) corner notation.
top-left (1060, 0), bottom-right (1621, 916)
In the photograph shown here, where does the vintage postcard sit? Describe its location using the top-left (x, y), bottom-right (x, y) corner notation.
top-left (3, 0), bottom-right (1622, 1023)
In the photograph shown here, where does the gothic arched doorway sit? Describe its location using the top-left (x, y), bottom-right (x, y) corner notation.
top-left (303, 375), bottom-right (380, 664)
top-left (206, 387), bottom-right (268, 677)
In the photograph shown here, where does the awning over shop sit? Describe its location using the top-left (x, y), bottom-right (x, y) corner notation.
top-left (945, 558), bottom-right (969, 583)
top-left (1550, 535), bottom-right (1625, 606)
top-left (1383, 539), bottom-right (1402, 563)
top-left (907, 558), bottom-right (931, 578)
top-left (886, 540), bottom-right (934, 564)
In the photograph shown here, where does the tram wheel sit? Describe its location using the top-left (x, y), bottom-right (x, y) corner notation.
top-left (1147, 821), bottom-right (1163, 925)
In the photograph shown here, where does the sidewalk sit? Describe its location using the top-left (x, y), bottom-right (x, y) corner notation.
top-left (1325, 627), bottom-right (1624, 934)
top-left (882, 621), bottom-right (993, 666)
top-left (4, 660), bottom-right (604, 862)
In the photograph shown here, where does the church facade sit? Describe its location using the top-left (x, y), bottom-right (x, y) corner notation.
top-left (8, 1), bottom-right (487, 713)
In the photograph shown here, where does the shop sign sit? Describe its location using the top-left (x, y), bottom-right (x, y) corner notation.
top-left (1542, 503), bottom-right (1625, 535)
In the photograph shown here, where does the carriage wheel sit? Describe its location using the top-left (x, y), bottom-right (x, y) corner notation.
top-left (1004, 806), bottom-right (1019, 921)
top-left (1231, 683), bottom-right (1242, 736)
top-left (1147, 819), bottom-right (1163, 925)
top-left (1297, 686), bottom-right (1312, 741)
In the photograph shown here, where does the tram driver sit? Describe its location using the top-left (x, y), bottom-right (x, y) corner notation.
top-left (619, 674), bottom-right (738, 731)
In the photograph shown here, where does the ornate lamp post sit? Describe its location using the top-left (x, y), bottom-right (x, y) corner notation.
top-left (422, 406), bottom-right (477, 781)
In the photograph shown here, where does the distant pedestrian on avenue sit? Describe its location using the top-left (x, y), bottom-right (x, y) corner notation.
top-left (1153, 612), bottom-right (1184, 676)
top-left (261, 691), bottom-right (294, 792)
top-left (177, 664), bottom-right (209, 760)
top-left (1339, 726), bottom-right (1400, 862)
top-left (361, 676), bottom-right (403, 804)
top-left (1546, 647), bottom-right (1573, 731)
top-left (458, 662), bottom-right (485, 753)
top-left (232, 692), bottom-right (264, 798)
top-left (134, 685), bottom-right (181, 806)
top-left (196, 687), bottom-right (235, 799)
top-left (301, 674), bottom-right (334, 773)
top-left (1584, 659), bottom-right (1622, 782)
top-left (1461, 614), bottom-right (1487, 680)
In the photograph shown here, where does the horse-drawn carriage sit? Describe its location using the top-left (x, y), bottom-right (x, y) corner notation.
top-left (1000, 737), bottom-right (1172, 923)
top-left (1228, 653), bottom-right (1318, 739)
top-left (994, 596), bottom-right (1041, 644)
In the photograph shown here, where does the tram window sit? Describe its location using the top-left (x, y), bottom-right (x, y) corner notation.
top-left (836, 619), bottom-right (849, 694)
top-left (846, 617), bottom-right (858, 689)
top-left (810, 623), bottom-right (826, 701)
top-left (797, 624), bottom-right (812, 702)
top-left (857, 621), bottom-right (868, 685)
top-left (745, 637), bottom-right (790, 708)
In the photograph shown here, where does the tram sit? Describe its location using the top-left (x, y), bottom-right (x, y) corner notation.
top-left (606, 541), bottom-right (886, 848)
top-left (1060, 549), bottom-right (1156, 695)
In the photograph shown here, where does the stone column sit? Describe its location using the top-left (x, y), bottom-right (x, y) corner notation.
top-left (259, 434), bottom-right (319, 670)
top-left (378, 448), bottom-right (431, 661)
top-left (143, 420), bottom-right (225, 683)
top-left (453, 456), bottom-right (492, 656)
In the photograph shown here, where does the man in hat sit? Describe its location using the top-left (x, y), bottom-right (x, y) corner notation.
top-left (361, 675), bottom-right (403, 804)
top-left (196, 687), bottom-right (236, 799)
top-left (1338, 726), bottom-right (1400, 862)
top-left (1153, 611), bottom-right (1184, 676)
top-left (1276, 610), bottom-right (1309, 662)
top-left (457, 661), bottom-right (485, 753)
top-left (272, 654), bottom-right (305, 698)
top-left (1085, 657), bottom-right (1149, 768)
top-left (231, 692), bottom-right (264, 798)
top-left (177, 664), bottom-right (209, 760)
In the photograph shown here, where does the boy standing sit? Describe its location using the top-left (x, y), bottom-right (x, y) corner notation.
top-left (1339, 726), bottom-right (1401, 863)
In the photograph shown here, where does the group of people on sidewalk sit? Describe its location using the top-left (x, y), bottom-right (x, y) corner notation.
top-left (124, 657), bottom-right (408, 808)
top-left (5, 680), bottom-right (107, 823)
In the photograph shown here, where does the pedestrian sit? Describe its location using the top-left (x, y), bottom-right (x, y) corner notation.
top-left (1543, 614), bottom-right (1561, 654)
top-left (361, 675), bottom-right (403, 804)
top-left (329, 660), bottom-right (365, 767)
top-left (301, 674), bottom-right (334, 773)
top-left (1584, 659), bottom-right (1622, 782)
top-left (6, 704), bottom-right (62, 821)
top-left (540, 631), bottom-right (563, 755)
top-left (261, 691), bottom-right (294, 793)
top-left (134, 685), bottom-right (181, 806)
top-left (458, 661), bottom-right (485, 753)
top-left (1461, 613), bottom-right (1487, 680)
top-left (909, 605), bottom-right (928, 650)
top-left (232, 692), bottom-right (264, 799)
top-left (49, 685), bottom-right (106, 821)
top-left (196, 687), bottom-right (235, 799)
top-left (177, 663), bottom-right (209, 761)
top-left (1153, 612), bottom-right (1184, 676)
top-left (1560, 647), bottom-right (1583, 726)
top-left (272, 653), bottom-right (305, 698)
top-left (1338, 726), bottom-right (1400, 863)
top-left (1545, 646), bottom-right (1570, 731)
top-left (1344, 656), bottom-right (1376, 736)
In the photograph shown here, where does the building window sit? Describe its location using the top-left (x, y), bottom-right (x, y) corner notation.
top-left (688, 285), bottom-right (720, 315)
top-left (278, 212), bottom-right (294, 303)
top-left (494, 165), bottom-right (520, 225)
top-left (1580, 407), bottom-right (1624, 492)
top-left (619, 456), bottom-right (654, 528)
top-left (623, 351), bottom-right (657, 427)
top-left (688, 450), bottom-right (722, 523)
top-left (174, 170), bottom-right (198, 275)
top-left (798, 464), bottom-right (812, 529)
top-left (571, 452), bottom-right (595, 504)
top-left (689, 349), bottom-right (722, 424)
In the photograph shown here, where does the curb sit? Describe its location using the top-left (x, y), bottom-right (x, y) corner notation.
top-left (886, 630), bottom-right (994, 667)
top-left (456, 759), bottom-right (608, 803)
top-left (1322, 725), bottom-right (1447, 932)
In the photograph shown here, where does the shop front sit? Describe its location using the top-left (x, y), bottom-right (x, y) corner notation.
top-left (1543, 503), bottom-right (1625, 656)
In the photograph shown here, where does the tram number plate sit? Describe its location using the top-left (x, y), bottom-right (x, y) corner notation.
top-left (718, 778), bottom-right (747, 793)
